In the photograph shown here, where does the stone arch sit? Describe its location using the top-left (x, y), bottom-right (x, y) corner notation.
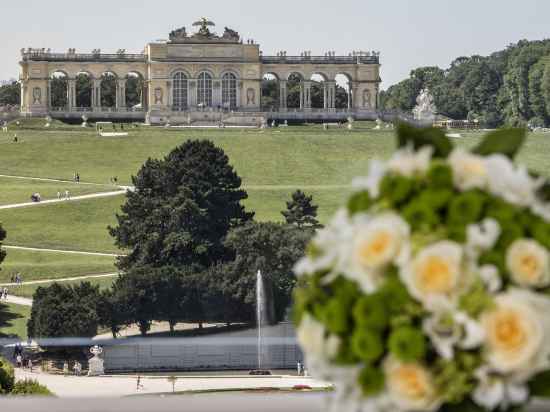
top-left (261, 72), bottom-right (280, 111)
top-left (172, 71), bottom-right (189, 110)
top-left (125, 71), bottom-right (144, 108)
top-left (75, 71), bottom-right (93, 108)
top-left (335, 73), bottom-right (353, 109)
top-left (221, 72), bottom-right (238, 109)
top-left (50, 70), bottom-right (69, 109)
top-left (197, 71), bottom-right (213, 108)
top-left (310, 73), bottom-right (328, 109)
top-left (287, 72), bottom-right (304, 109)
top-left (100, 71), bottom-right (118, 108)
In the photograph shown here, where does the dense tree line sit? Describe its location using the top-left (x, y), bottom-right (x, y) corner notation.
top-left (27, 141), bottom-right (319, 338)
top-left (0, 81), bottom-right (20, 106)
top-left (380, 39), bottom-right (550, 127)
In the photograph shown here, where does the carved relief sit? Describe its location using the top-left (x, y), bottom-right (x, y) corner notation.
top-left (362, 89), bottom-right (372, 109)
top-left (246, 88), bottom-right (256, 105)
top-left (32, 87), bottom-right (42, 104)
top-left (154, 87), bottom-right (164, 105)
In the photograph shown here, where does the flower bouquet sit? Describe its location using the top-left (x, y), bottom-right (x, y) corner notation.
top-left (294, 124), bottom-right (550, 412)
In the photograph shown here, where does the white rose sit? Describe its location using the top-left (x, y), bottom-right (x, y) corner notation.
top-left (466, 219), bottom-right (501, 257)
top-left (473, 367), bottom-right (529, 411)
top-left (388, 146), bottom-right (433, 177)
top-left (448, 148), bottom-right (488, 191)
top-left (384, 358), bottom-right (441, 412)
top-left (294, 208), bottom-right (353, 278)
top-left (352, 159), bottom-right (387, 199)
top-left (481, 289), bottom-right (550, 379)
top-left (486, 155), bottom-right (541, 207)
top-left (506, 239), bottom-right (550, 288)
top-left (400, 241), bottom-right (465, 309)
top-left (348, 213), bottom-right (410, 293)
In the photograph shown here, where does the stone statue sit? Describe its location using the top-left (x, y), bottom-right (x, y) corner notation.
top-left (247, 88), bottom-right (256, 105)
top-left (223, 27), bottom-right (240, 41)
top-left (169, 27), bottom-right (187, 42)
top-left (88, 345), bottom-right (105, 376)
top-left (32, 87), bottom-right (41, 104)
top-left (413, 88), bottom-right (437, 123)
top-left (193, 18), bottom-right (216, 38)
top-left (154, 88), bottom-right (163, 105)
top-left (362, 89), bottom-right (372, 109)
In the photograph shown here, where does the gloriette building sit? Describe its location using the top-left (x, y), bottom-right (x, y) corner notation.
top-left (19, 19), bottom-right (381, 125)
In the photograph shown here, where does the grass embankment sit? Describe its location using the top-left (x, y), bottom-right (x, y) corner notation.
top-left (0, 302), bottom-right (30, 340)
top-left (0, 248), bottom-right (116, 283)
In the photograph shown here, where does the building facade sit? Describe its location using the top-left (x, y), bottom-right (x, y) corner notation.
top-left (19, 19), bottom-right (381, 125)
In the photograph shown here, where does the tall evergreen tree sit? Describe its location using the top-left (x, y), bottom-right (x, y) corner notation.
top-left (282, 190), bottom-right (322, 229)
top-left (110, 139), bottom-right (253, 272)
top-left (0, 223), bottom-right (5, 268)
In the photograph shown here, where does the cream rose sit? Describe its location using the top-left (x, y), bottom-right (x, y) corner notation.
top-left (388, 146), bottom-right (433, 177)
top-left (297, 314), bottom-right (341, 361)
top-left (506, 239), bottom-right (550, 288)
top-left (448, 149), bottom-right (488, 191)
top-left (400, 241), bottom-right (464, 309)
top-left (349, 213), bottom-right (410, 293)
top-left (384, 358), bottom-right (441, 412)
top-left (481, 290), bottom-right (550, 377)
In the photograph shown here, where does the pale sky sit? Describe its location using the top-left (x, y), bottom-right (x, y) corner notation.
top-left (1, 0), bottom-right (549, 88)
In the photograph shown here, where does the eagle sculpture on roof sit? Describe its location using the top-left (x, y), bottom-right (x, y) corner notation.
top-left (193, 18), bottom-right (216, 37)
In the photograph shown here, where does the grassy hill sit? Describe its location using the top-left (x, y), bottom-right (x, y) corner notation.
top-left (1, 124), bottom-right (550, 288)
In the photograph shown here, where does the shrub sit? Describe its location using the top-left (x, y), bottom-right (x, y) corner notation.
top-left (0, 357), bottom-right (14, 394)
top-left (10, 379), bottom-right (53, 396)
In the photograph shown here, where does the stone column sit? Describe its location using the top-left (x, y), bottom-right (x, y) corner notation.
top-left (188, 80), bottom-right (197, 109)
top-left (299, 83), bottom-right (304, 109)
top-left (67, 79), bottom-right (76, 111)
top-left (165, 81), bottom-right (172, 109)
top-left (323, 83), bottom-right (328, 109)
top-left (20, 81), bottom-right (27, 112)
top-left (213, 80), bottom-right (222, 109)
top-left (351, 84), bottom-right (360, 110)
top-left (47, 79), bottom-right (52, 109)
top-left (279, 80), bottom-right (287, 110)
top-left (303, 81), bottom-right (312, 109)
top-left (141, 83), bottom-right (148, 110)
top-left (326, 81), bottom-right (336, 109)
top-left (93, 80), bottom-right (102, 111)
top-left (117, 79), bottom-right (126, 110)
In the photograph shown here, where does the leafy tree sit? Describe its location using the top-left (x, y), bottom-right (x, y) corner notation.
top-left (282, 190), bottom-right (322, 229)
top-left (0, 357), bottom-right (14, 394)
top-left (50, 77), bottom-right (68, 108)
top-left (100, 73), bottom-right (117, 107)
top-left (261, 78), bottom-right (279, 110)
top-left (0, 81), bottom-right (20, 106)
top-left (27, 282), bottom-right (101, 339)
top-left (335, 85), bottom-right (349, 109)
top-left (215, 222), bottom-right (312, 324)
top-left (287, 74), bottom-right (302, 108)
top-left (125, 75), bottom-right (143, 108)
top-left (75, 74), bottom-right (92, 107)
top-left (110, 140), bottom-right (253, 273)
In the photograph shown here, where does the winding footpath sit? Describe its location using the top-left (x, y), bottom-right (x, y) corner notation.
top-left (2, 245), bottom-right (123, 257)
top-left (0, 190), bottom-right (128, 210)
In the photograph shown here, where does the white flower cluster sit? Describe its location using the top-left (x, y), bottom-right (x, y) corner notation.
top-left (295, 146), bottom-right (550, 412)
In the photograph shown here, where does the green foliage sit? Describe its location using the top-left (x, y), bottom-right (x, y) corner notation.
top-left (347, 191), bottom-right (373, 215)
top-left (473, 128), bottom-right (527, 159)
top-left (110, 139), bottom-right (253, 272)
top-left (459, 280), bottom-right (495, 318)
top-left (381, 40), bottom-right (550, 128)
top-left (396, 123), bottom-right (453, 158)
top-left (447, 191), bottom-right (486, 225)
top-left (351, 329), bottom-right (384, 363)
top-left (0, 81), bottom-right (20, 106)
top-left (402, 198), bottom-right (440, 231)
top-left (358, 366), bottom-right (385, 397)
top-left (352, 294), bottom-right (388, 331)
top-left (0, 357), bottom-right (14, 394)
top-left (321, 298), bottom-right (351, 335)
top-left (388, 326), bottom-right (426, 362)
top-left (10, 379), bottom-right (54, 396)
top-left (380, 174), bottom-right (415, 206)
top-left (282, 190), bottom-right (322, 228)
top-left (529, 370), bottom-right (550, 397)
top-left (0, 222), bottom-right (5, 268)
top-left (426, 162), bottom-right (453, 190)
top-left (27, 282), bottom-right (102, 339)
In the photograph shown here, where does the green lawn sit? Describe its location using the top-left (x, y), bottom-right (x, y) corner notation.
top-left (0, 195), bottom-right (124, 253)
top-left (9, 276), bottom-right (117, 299)
top-left (0, 248), bottom-right (116, 283)
top-left (0, 302), bottom-right (30, 340)
top-left (0, 176), bottom-right (117, 206)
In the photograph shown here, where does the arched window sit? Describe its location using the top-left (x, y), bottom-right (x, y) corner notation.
top-left (172, 72), bottom-right (188, 110)
top-left (222, 73), bottom-right (237, 109)
top-left (197, 72), bottom-right (213, 107)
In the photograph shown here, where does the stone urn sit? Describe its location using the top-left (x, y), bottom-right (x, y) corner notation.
top-left (87, 345), bottom-right (105, 376)
top-left (81, 115), bottom-right (88, 128)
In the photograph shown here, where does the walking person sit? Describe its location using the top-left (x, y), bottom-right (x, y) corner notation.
top-left (27, 358), bottom-right (33, 372)
top-left (63, 361), bottom-right (69, 377)
top-left (65, 190), bottom-right (70, 200)
top-left (16, 354), bottom-right (22, 368)
top-left (57, 191), bottom-right (61, 200)
top-left (73, 361), bottom-right (81, 376)
top-left (76, 173), bottom-right (80, 183)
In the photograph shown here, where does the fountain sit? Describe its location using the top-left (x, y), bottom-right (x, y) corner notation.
top-left (250, 270), bottom-right (271, 375)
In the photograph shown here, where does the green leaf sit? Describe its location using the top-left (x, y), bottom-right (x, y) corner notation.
top-left (472, 128), bottom-right (527, 159)
top-left (529, 370), bottom-right (550, 397)
top-left (396, 123), bottom-right (453, 158)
